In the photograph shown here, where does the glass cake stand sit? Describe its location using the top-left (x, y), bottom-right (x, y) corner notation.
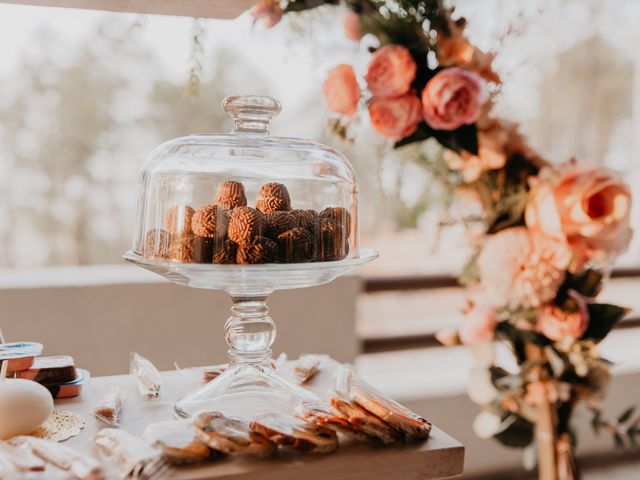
top-left (124, 249), bottom-right (378, 419)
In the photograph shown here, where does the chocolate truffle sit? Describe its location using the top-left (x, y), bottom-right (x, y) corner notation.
top-left (168, 234), bottom-right (194, 263)
top-left (192, 204), bottom-right (229, 239)
top-left (213, 181), bottom-right (247, 210)
top-left (143, 229), bottom-right (171, 259)
top-left (265, 211), bottom-right (295, 238)
top-left (165, 205), bottom-right (195, 235)
top-left (320, 207), bottom-right (351, 238)
top-left (291, 209), bottom-right (318, 231)
top-left (236, 237), bottom-right (278, 264)
top-left (316, 218), bottom-right (348, 261)
top-left (255, 183), bottom-right (291, 214)
top-left (228, 206), bottom-right (266, 246)
top-left (213, 240), bottom-right (238, 265)
top-left (277, 227), bottom-right (315, 263)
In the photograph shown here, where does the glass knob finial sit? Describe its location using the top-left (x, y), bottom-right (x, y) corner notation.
top-left (223, 95), bottom-right (281, 135)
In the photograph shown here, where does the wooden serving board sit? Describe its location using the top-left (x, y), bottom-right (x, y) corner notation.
top-left (57, 358), bottom-right (464, 479)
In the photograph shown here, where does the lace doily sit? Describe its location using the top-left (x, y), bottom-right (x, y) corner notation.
top-left (31, 409), bottom-right (86, 442)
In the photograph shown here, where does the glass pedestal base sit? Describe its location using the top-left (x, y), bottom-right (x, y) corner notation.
top-left (175, 362), bottom-right (319, 419)
top-left (123, 249), bottom-right (378, 420)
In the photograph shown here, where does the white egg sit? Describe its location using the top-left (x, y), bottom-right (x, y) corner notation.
top-left (0, 379), bottom-right (53, 439)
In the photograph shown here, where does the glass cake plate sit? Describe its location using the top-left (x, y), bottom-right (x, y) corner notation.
top-left (125, 94), bottom-right (376, 419)
top-left (124, 248), bottom-right (377, 418)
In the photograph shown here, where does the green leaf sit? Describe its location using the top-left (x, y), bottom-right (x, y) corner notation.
top-left (555, 269), bottom-right (603, 311)
top-left (614, 432), bottom-right (625, 452)
top-left (489, 366), bottom-right (520, 391)
top-left (432, 123), bottom-right (479, 155)
top-left (582, 304), bottom-right (629, 342)
top-left (493, 415), bottom-right (534, 449)
top-left (618, 406), bottom-right (636, 424)
top-left (591, 410), bottom-right (602, 435)
top-left (394, 122), bottom-right (434, 148)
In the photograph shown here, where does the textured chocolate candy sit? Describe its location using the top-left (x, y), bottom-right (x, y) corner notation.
top-left (316, 218), bottom-right (348, 261)
top-left (168, 234), bottom-right (194, 263)
top-left (236, 237), bottom-right (278, 264)
top-left (165, 205), bottom-right (195, 235)
top-left (291, 209), bottom-right (318, 231)
top-left (213, 181), bottom-right (247, 210)
top-left (213, 240), bottom-right (238, 265)
top-left (320, 207), bottom-right (351, 238)
top-left (265, 211), bottom-right (295, 238)
top-left (228, 207), bottom-right (266, 246)
top-left (255, 183), bottom-right (291, 214)
top-left (191, 205), bottom-right (229, 239)
top-left (143, 229), bottom-right (171, 259)
top-left (277, 227), bottom-right (315, 263)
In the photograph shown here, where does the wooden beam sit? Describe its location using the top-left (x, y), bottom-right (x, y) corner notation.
top-left (0, 0), bottom-right (256, 19)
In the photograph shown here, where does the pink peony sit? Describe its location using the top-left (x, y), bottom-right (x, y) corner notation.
top-left (526, 162), bottom-right (632, 266)
top-left (343, 11), bottom-right (362, 41)
top-left (459, 304), bottom-right (497, 345)
top-left (476, 227), bottom-right (569, 309)
top-left (322, 64), bottom-right (360, 116)
top-left (250, 0), bottom-right (283, 28)
top-left (537, 297), bottom-right (589, 342)
top-left (365, 45), bottom-right (417, 98)
top-left (421, 67), bottom-right (488, 131)
top-left (368, 94), bottom-right (422, 140)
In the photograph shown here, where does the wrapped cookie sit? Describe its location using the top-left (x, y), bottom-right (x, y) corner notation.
top-left (193, 412), bottom-right (275, 457)
top-left (142, 420), bottom-right (212, 464)
top-left (94, 386), bottom-right (125, 425)
top-left (294, 401), bottom-right (371, 442)
top-left (130, 353), bottom-right (161, 399)
top-left (11, 436), bottom-right (102, 478)
top-left (250, 413), bottom-right (338, 454)
top-left (94, 428), bottom-right (164, 479)
top-left (351, 385), bottom-right (432, 441)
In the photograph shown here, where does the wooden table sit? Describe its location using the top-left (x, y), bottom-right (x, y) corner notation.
top-left (57, 361), bottom-right (464, 479)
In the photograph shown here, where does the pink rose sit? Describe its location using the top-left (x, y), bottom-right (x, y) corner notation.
top-left (459, 304), bottom-right (497, 345)
top-left (526, 162), bottom-right (632, 266)
top-left (322, 64), bottom-right (360, 116)
top-left (421, 67), bottom-right (488, 131)
top-left (343, 11), bottom-right (362, 41)
top-left (365, 45), bottom-right (416, 98)
top-left (368, 94), bottom-right (422, 140)
top-left (537, 299), bottom-right (589, 341)
top-left (250, 0), bottom-right (283, 28)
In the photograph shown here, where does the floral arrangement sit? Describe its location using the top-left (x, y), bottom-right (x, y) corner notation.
top-left (251, 0), bottom-right (637, 478)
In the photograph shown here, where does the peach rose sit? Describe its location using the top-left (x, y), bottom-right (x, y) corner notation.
top-left (537, 294), bottom-right (589, 341)
top-left (477, 227), bottom-right (569, 309)
top-left (459, 303), bottom-right (497, 345)
top-left (323, 64), bottom-right (360, 116)
top-left (250, 0), bottom-right (283, 28)
top-left (343, 11), bottom-right (362, 41)
top-left (368, 94), bottom-right (422, 140)
top-left (526, 162), bottom-right (632, 265)
top-left (421, 67), bottom-right (488, 131)
top-left (365, 45), bottom-right (416, 98)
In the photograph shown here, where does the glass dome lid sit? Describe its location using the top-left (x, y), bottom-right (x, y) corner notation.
top-left (130, 95), bottom-right (361, 271)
